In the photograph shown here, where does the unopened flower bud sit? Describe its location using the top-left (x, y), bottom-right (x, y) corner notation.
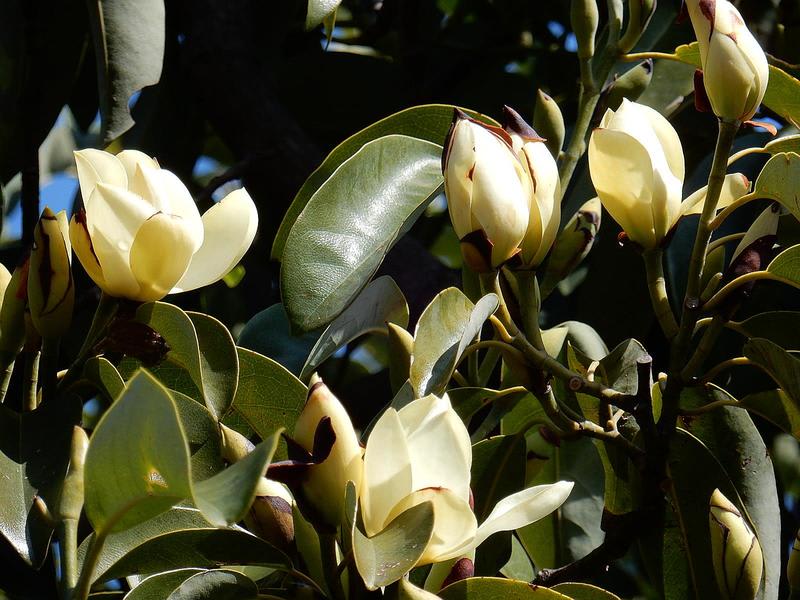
top-left (293, 379), bottom-right (363, 527)
top-left (443, 110), bottom-right (532, 269)
top-left (571, 0), bottom-right (599, 60)
top-left (220, 423), bottom-right (255, 463)
top-left (539, 197), bottom-right (601, 296)
top-left (533, 90), bottom-right (565, 160)
top-left (788, 529), bottom-right (800, 593)
top-left (709, 488), bottom-right (763, 600)
top-left (685, 0), bottom-right (769, 122)
top-left (56, 426), bottom-right (89, 521)
top-left (603, 60), bottom-right (654, 112)
top-left (246, 478), bottom-right (295, 549)
top-left (28, 207), bottom-right (74, 338)
top-left (619, 0), bottom-right (657, 53)
top-left (0, 260), bottom-right (28, 363)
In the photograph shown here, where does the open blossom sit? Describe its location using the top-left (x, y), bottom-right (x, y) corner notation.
top-left (71, 149), bottom-right (258, 302)
top-left (443, 108), bottom-right (560, 269)
top-left (361, 394), bottom-right (573, 569)
top-left (685, 0), bottom-right (769, 122)
top-left (589, 99), bottom-right (749, 248)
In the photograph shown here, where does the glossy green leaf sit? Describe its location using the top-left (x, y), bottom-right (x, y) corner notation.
top-left (237, 303), bottom-right (320, 377)
top-left (188, 312), bottom-right (239, 419)
top-left (99, 528), bottom-right (290, 582)
top-left (738, 311), bottom-right (800, 350)
top-left (193, 431), bottom-right (280, 527)
top-left (500, 535), bottom-right (535, 582)
top-left (516, 436), bottom-right (604, 570)
top-left (84, 370), bottom-right (192, 534)
top-left (752, 153), bottom-right (800, 222)
top-left (767, 244), bottom-right (800, 284)
top-left (273, 105), bottom-right (497, 259)
top-left (740, 389), bottom-right (800, 438)
top-left (0, 398), bottom-right (81, 566)
top-left (77, 507), bottom-right (212, 585)
top-left (759, 134), bottom-right (800, 156)
top-left (300, 275), bottom-right (408, 381)
top-left (449, 387), bottom-right (528, 427)
top-left (226, 348), bottom-right (306, 460)
top-left (123, 569), bottom-right (204, 600)
top-left (166, 569), bottom-right (258, 600)
top-left (411, 289), bottom-right (498, 397)
top-left (85, 0), bottom-right (165, 143)
top-left (280, 134), bottom-right (444, 332)
top-left (82, 357), bottom-right (125, 403)
top-left (744, 337), bottom-right (800, 407)
top-left (439, 577), bottom-right (571, 599)
top-left (134, 302), bottom-right (204, 402)
top-left (171, 391), bottom-right (223, 481)
top-left (346, 481), bottom-right (435, 590)
top-left (471, 436), bottom-right (526, 523)
top-left (596, 338), bottom-right (649, 396)
top-left (551, 583), bottom-right (621, 599)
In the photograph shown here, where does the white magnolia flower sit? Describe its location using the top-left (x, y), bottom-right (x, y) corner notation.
top-left (361, 394), bottom-right (573, 567)
top-left (71, 149), bottom-right (258, 302)
top-left (589, 99), bottom-right (749, 248)
top-left (685, 0), bottom-right (769, 122)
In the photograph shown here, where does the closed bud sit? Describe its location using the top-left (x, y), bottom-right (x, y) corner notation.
top-left (386, 323), bottom-right (414, 393)
top-left (443, 110), bottom-right (532, 269)
top-left (619, 0), bottom-right (657, 53)
top-left (56, 426), bottom-right (88, 521)
top-left (709, 488), bottom-right (763, 600)
top-left (503, 106), bottom-right (562, 268)
top-left (685, 0), bottom-right (769, 122)
top-left (534, 90), bottom-right (565, 159)
top-left (540, 197), bottom-right (601, 296)
top-left (571, 0), bottom-right (599, 60)
top-left (0, 260), bottom-right (29, 362)
top-left (788, 529), bottom-right (800, 593)
top-left (28, 207), bottom-right (74, 338)
top-left (603, 60), bottom-right (654, 112)
top-left (220, 423), bottom-right (255, 463)
top-left (293, 379), bottom-right (363, 527)
top-left (246, 478), bottom-right (294, 549)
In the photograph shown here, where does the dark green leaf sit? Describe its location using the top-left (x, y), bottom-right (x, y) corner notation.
top-left (738, 311), bottom-right (800, 349)
top-left (744, 337), bottom-right (800, 407)
top-left (86, 0), bottom-right (166, 143)
top-left (280, 134), bottom-right (443, 332)
top-left (193, 432), bottom-right (280, 527)
top-left (123, 569), bottom-right (204, 600)
top-left (551, 583), bottom-right (621, 599)
top-left (188, 312), bottom-right (239, 419)
top-left (471, 436), bottom-right (526, 523)
top-left (166, 569), bottom-right (258, 600)
top-left (439, 577), bottom-right (571, 599)
top-left (273, 105), bottom-right (497, 259)
top-left (411, 289), bottom-right (498, 397)
top-left (82, 357), bottom-right (125, 403)
top-left (226, 348), bottom-right (306, 460)
top-left (100, 528), bottom-right (290, 582)
top-left (740, 389), bottom-right (800, 438)
top-left (0, 398), bottom-right (81, 566)
top-left (237, 304), bottom-right (320, 377)
top-left (300, 275), bottom-right (408, 381)
top-left (449, 387), bottom-right (528, 427)
top-left (171, 391), bottom-right (224, 481)
top-left (84, 370), bottom-right (192, 534)
top-left (767, 243), bottom-right (800, 285)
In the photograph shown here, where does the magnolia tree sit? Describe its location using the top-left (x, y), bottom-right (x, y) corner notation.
top-left (4, 0), bottom-right (800, 599)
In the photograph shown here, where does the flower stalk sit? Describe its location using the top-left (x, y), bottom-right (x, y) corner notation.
top-left (642, 249), bottom-right (678, 338)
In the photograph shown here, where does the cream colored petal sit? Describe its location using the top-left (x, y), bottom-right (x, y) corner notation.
top-left (445, 121), bottom-right (477, 239)
top-left (636, 101), bottom-right (686, 183)
top-left (470, 126), bottom-right (529, 266)
top-left (680, 173), bottom-right (751, 217)
top-left (116, 150), bottom-right (159, 186)
top-left (382, 488), bottom-right (477, 565)
top-left (362, 408), bottom-right (412, 536)
top-left (55, 210), bottom-right (71, 259)
top-left (705, 33), bottom-right (752, 120)
top-left (69, 215), bottom-right (107, 291)
top-left (521, 141), bottom-right (561, 266)
top-left (129, 213), bottom-right (196, 302)
top-left (132, 166), bottom-right (204, 251)
top-left (588, 127), bottom-right (657, 248)
top-left (471, 481), bottom-right (574, 549)
top-left (73, 149), bottom-right (127, 210)
top-left (171, 188), bottom-right (259, 294)
top-left (397, 395), bottom-right (472, 503)
top-left (86, 185), bottom-right (155, 299)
